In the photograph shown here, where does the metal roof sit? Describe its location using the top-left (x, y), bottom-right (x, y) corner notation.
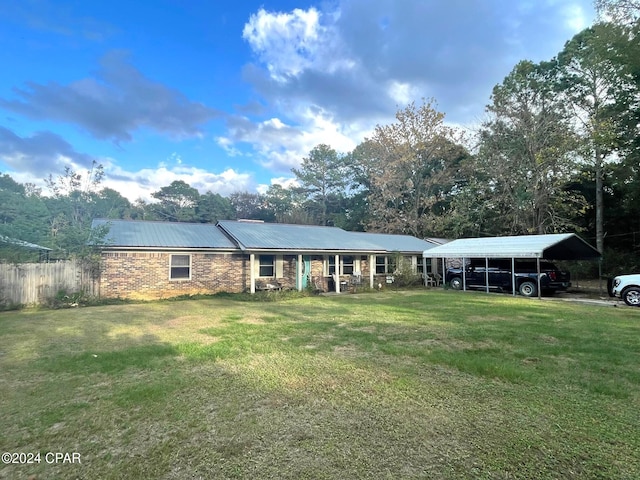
top-left (92, 219), bottom-right (238, 249)
top-left (218, 220), bottom-right (394, 252)
top-left (0, 234), bottom-right (52, 251)
top-left (348, 231), bottom-right (439, 254)
top-left (92, 218), bottom-right (440, 254)
top-left (422, 233), bottom-right (600, 260)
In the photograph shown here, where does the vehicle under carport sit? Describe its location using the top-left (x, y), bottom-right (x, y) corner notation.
top-left (422, 233), bottom-right (601, 299)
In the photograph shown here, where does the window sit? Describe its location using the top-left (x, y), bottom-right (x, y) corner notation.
top-left (259, 255), bottom-right (275, 277)
top-left (170, 254), bottom-right (191, 280)
top-left (342, 256), bottom-right (355, 275)
top-left (376, 255), bottom-right (398, 274)
top-left (418, 257), bottom-right (428, 275)
top-left (327, 256), bottom-right (336, 275)
top-left (325, 256), bottom-right (359, 275)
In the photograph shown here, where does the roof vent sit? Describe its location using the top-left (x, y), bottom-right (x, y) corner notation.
top-left (237, 219), bottom-right (265, 223)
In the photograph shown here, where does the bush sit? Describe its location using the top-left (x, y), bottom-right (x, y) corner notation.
top-left (47, 289), bottom-right (98, 309)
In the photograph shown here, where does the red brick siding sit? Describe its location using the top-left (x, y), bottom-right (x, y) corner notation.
top-left (100, 251), bottom-right (247, 300)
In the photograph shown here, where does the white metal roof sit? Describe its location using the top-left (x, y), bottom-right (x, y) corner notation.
top-left (422, 233), bottom-right (600, 260)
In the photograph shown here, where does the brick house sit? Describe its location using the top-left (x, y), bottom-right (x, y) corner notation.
top-left (92, 219), bottom-right (438, 300)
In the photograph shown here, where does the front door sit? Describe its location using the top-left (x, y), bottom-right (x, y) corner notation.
top-left (301, 256), bottom-right (311, 289)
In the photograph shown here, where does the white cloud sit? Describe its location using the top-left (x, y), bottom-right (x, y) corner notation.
top-left (256, 176), bottom-right (299, 194)
top-left (243, 8), bottom-right (324, 79)
top-left (102, 162), bottom-right (255, 202)
top-left (222, 106), bottom-right (366, 173)
top-left (234, 0), bottom-right (596, 171)
top-left (560, 3), bottom-right (590, 31)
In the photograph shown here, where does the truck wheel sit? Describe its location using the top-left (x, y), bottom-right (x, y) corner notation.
top-left (622, 287), bottom-right (640, 307)
top-left (450, 277), bottom-right (463, 290)
top-left (519, 281), bottom-right (537, 297)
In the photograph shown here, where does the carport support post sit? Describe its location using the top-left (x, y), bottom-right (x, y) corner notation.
top-left (537, 257), bottom-right (542, 299)
top-left (462, 257), bottom-right (467, 291)
top-left (297, 254), bottom-right (303, 292)
top-left (511, 258), bottom-right (516, 296)
top-left (335, 254), bottom-right (340, 293)
top-left (442, 258), bottom-right (446, 287)
top-left (485, 257), bottom-right (489, 294)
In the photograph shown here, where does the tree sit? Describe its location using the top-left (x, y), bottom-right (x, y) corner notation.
top-left (43, 161), bottom-right (107, 257)
top-left (292, 144), bottom-right (346, 226)
top-left (555, 22), bottom-right (637, 252)
top-left (150, 180), bottom-right (200, 222)
top-left (196, 191), bottom-right (235, 223)
top-left (363, 99), bottom-right (468, 237)
top-left (340, 140), bottom-right (379, 231)
top-left (476, 60), bottom-right (582, 235)
top-left (263, 184), bottom-right (311, 224)
top-left (0, 173), bottom-right (50, 261)
top-left (228, 192), bottom-right (274, 221)
top-left (93, 188), bottom-right (133, 220)
top-left (595, 0), bottom-right (640, 23)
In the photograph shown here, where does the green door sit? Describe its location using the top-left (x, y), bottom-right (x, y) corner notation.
top-left (299, 256), bottom-right (311, 289)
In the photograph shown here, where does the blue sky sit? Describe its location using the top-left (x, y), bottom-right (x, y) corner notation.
top-left (0, 0), bottom-right (595, 202)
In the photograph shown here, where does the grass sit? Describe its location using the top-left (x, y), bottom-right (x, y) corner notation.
top-left (0, 289), bottom-right (639, 479)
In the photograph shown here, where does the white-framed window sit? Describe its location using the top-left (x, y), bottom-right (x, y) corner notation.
top-left (327, 256), bottom-right (336, 275)
top-left (170, 254), bottom-right (191, 280)
top-left (325, 255), bottom-right (360, 275)
top-left (375, 255), bottom-right (397, 274)
top-left (342, 255), bottom-right (355, 275)
top-left (420, 257), bottom-right (432, 275)
top-left (259, 255), bottom-right (275, 277)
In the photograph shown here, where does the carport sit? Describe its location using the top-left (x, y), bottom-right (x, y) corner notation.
top-left (422, 233), bottom-right (601, 298)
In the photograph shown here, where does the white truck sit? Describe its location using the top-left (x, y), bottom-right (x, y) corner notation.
top-left (609, 274), bottom-right (640, 307)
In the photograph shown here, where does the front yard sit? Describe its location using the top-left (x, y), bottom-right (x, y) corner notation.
top-left (1, 290), bottom-right (639, 479)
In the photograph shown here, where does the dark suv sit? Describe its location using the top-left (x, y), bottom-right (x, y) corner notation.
top-left (445, 259), bottom-right (571, 297)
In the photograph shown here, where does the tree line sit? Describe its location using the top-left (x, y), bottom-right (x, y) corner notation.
top-left (1, 2), bottom-right (638, 274)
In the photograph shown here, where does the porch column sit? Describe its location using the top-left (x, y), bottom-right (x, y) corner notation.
top-left (297, 254), bottom-right (303, 291)
top-left (250, 253), bottom-right (256, 294)
top-left (370, 254), bottom-right (375, 289)
top-left (422, 256), bottom-right (427, 287)
top-left (335, 254), bottom-right (340, 293)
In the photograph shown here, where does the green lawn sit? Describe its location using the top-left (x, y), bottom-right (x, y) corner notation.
top-left (1, 290), bottom-right (639, 479)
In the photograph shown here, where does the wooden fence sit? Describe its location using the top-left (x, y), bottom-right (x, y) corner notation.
top-left (0, 260), bottom-right (99, 306)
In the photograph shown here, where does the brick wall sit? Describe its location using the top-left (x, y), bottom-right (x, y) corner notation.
top-left (100, 251), bottom-right (418, 299)
top-left (100, 251), bottom-right (247, 300)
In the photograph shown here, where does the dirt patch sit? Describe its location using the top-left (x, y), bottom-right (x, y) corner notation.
top-left (564, 279), bottom-right (609, 299)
